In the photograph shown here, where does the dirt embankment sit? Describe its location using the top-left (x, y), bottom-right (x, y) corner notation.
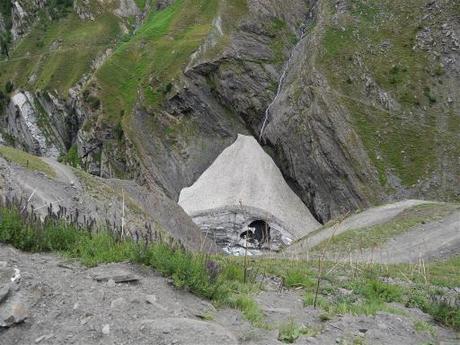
top-left (1, 244), bottom-right (458, 345)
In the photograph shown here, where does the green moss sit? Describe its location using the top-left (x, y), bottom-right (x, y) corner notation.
top-left (134, 0), bottom-right (146, 9)
top-left (0, 145), bottom-right (56, 177)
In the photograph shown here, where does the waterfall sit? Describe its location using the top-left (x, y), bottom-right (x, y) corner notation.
top-left (259, 32), bottom-right (306, 142)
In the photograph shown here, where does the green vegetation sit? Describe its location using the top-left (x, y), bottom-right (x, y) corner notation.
top-left (60, 145), bottom-right (81, 168)
top-left (47, 0), bottom-right (74, 20)
top-left (0, 145), bottom-right (56, 177)
top-left (0, 201), bottom-right (458, 331)
top-left (0, 10), bottom-right (120, 96)
top-left (414, 320), bottom-right (436, 336)
top-left (133, 0), bottom-right (146, 9)
top-left (303, 269), bottom-right (459, 330)
top-left (5, 80), bottom-right (14, 93)
top-left (313, 203), bottom-right (459, 254)
top-left (268, 18), bottom-right (298, 64)
top-left (427, 255), bottom-right (460, 288)
top-left (0, 203), bottom-right (266, 326)
top-left (278, 320), bottom-right (321, 343)
top-left (0, 0), bottom-right (13, 57)
top-left (97, 0), bottom-right (219, 123)
top-left (319, 0), bottom-right (458, 187)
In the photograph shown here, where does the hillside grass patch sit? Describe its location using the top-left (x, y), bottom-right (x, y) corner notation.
top-left (97, 0), bottom-right (218, 123)
top-left (0, 11), bottom-right (120, 96)
top-left (319, 0), bottom-right (458, 187)
top-left (312, 203), bottom-right (459, 254)
top-left (0, 145), bottom-right (56, 178)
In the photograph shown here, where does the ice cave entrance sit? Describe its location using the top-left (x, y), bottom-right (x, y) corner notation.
top-left (249, 220), bottom-right (270, 243)
top-left (178, 134), bottom-right (321, 255)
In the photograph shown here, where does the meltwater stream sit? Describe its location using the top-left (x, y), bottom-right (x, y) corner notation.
top-left (259, 32), bottom-right (306, 142)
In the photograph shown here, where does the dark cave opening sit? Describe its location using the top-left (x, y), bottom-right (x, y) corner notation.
top-left (248, 220), bottom-right (270, 244)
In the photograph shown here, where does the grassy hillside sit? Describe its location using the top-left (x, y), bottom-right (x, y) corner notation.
top-left (319, 0), bottom-right (459, 189)
top-left (0, 8), bottom-right (121, 96)
top-left (96, 0), bottom-right (219, 123)
top-left (0, 145), bottom-right (56, 177)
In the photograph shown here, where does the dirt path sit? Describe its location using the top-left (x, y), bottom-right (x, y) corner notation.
top-left (41, 158), bottom-right (81, 189)
top-left (351, 209), bottom-right (460, 264)
top-left (288, 200), bottom-right (430, 253)
top-left (1, 245), bottom-right (458, 345)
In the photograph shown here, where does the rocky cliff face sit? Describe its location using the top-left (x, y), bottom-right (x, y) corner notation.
top-left (0, 0), bottom-right (458, 228)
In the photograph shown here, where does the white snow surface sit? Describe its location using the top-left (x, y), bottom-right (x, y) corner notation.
top-left (179, 134), bottom-right (321, 239)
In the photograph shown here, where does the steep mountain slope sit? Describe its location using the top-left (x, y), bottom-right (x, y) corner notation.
top-left (0, 0), bottom-right (458, 225)
top-left (0, 145), bottom-right (215, 251)
top-left (259, 0), bottom-right (460, 221)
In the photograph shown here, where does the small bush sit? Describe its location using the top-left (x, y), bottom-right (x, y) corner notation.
top-left (113, 122), bottom-right (124, 141)
top-left (87, 95), bottom-right (101, 111)
top-left (355, 279), bottom-right (403, 303)
top-left (5, 80), bottom-right (14, 93)
top-left (278, 320), bottom-right (302, 343)
top-left (61, 145), bottom-right (81, 168)
top-left (283, 268), bottom-right (315, 288)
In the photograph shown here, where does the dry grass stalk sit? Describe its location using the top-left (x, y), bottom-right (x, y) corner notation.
top-left (313, 212), bottom-right (349, 309)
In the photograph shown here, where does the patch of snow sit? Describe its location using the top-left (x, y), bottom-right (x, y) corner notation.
top-left (179, 134), bottom-right (320, 253)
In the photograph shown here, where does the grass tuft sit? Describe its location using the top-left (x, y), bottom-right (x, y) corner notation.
top-left (0, 145), bottom-right (56, 178)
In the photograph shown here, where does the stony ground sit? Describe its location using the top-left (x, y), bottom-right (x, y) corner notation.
top-left (1, 244), bottom-right (458, 345)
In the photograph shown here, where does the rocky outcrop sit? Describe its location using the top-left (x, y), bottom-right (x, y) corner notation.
top-left (131, 0), bottom-right (375, 222)
top-left (1, 0), bottom-right (458, 233)
top-left (10, 0), bottom-right (46, 41)
top-left (5, 92), bottom-right (61, 158)
top-left (131, 0), bottom-right (313, 202)
top-left (179, 135), bottom-right (320, 254)
top-left (114, 0), bottom-right (140, 18)
top-left (261, 2), bottom-right (381, 222)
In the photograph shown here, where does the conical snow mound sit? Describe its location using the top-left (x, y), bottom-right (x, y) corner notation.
top-left (179, 134), bottom-right (320, 253)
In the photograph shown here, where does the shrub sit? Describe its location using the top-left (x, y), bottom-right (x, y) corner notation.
top-left (278, 320), bottom-right (303, 343)
top-left (283, 268), bottom-right (315, 288)
top-left (113, 122), bottom-right (124, 141)
top-left (356, 279), bottom-right (403, 303)
top-left (5, 80), bottom-right (14, 93)
top-left (61, 145), bottom-right (81, 168)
